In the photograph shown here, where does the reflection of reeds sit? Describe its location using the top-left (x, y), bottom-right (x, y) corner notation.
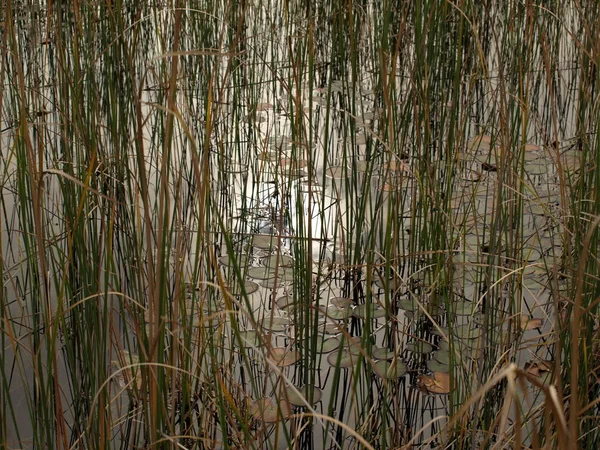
top-left (1, 0), bottom-right (598, 449)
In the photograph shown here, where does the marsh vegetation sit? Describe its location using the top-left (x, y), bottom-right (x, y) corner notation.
top-left (1, 1), bottom-right (600, 448)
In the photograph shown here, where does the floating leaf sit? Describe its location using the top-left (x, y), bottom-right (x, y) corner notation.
top-left (319, 321), bottom-right (345, 335)
top-left (226, 280), bottom-right (259, 296)
top-left (255, 102), bottom-right (273, 112)
top-left (524, 162), bottom-right (546, 176)
top-left (524, 360), bottom-right (554, 385)
top-left (218, 254), bottom-right (251, 268)
top-left (406, 341), bottom-right (433, 354)
top-left (453, 300), bottom-right (477, 316)
top-left (267, 135), bottom-right (290, 148)
top-left (438, 339), bottom-right (450, 352)
top-left (111, 351), bottom-right (142, 390)
top-left (524, 143), bottom-right (541, 152)
top-left (343, 336), bottom-right (365, 354)
top-left (397, 297), bottom-right (418, 312)
top-left (431, 326), bottom-right (449, 337)
top-left (301, 336), bottom-right (340, 354)
top-left (417, 372), bottom-right (451, 394)
top-left (320, 305), bottom-right (351, 320)
top-left (284, 384), bottom-right (323, 406)
top-left (453, 324), bottom-right (482, 340)
top-left (257, 150), bottom-right (279, 162)
top-left (373, 359), bottom-right (407, 379)
top-left (268, 348), bottom-right (300, 367)
top-left (353, 303), bottom-right (387, 319)
top-left (330, 297), bottom-right (353, 308)
top-left (468, 134), bottom-right (494, 151)
top-left (252, 234), bottom-right (279, 250)
top-left (249, 397), bottom-right (291, 423)
top-left (427, 358), bottom-right (451, 373)
top-left (262, 254), bottom-right (295, 268)
top-left (461, 168), bottom-right (483, 182)
top-left (327, 348), bottom-right (359, 368)
top-left (382, 159), bottom-right (411, 175)
top-left (325, 166), bottom-right (345, 179)
top-left (520, 315), bottom-right (544, 331)
top-left (276, 295), bottom-right (295, 310)
top-left (247, 266), bottom-right (277, 280)
top-left (258, 316), bottom-right (289, 332)
top-left (372, 346), bottom-right (397, 360)
top-left (238, 330), bottom-right (264, 348)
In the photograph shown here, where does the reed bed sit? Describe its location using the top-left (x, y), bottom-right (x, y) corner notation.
top-left (1, 0), bottom-right (599, 449)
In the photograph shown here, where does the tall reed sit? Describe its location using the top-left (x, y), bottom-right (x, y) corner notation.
top-left (1, 0), bottom-right (599, 449)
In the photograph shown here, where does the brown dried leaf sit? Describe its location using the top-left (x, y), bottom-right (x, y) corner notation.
top-left (255, 103), bottom-right (273, 112)
top-left (417, 372), bottom-right (451, 394)
top-left (520, 315), bottom-right (544, 331)
top-left (524, 359), bottom-right (553, 377)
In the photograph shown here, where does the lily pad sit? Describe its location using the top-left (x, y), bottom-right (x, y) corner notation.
top-left (433, 346), bottom-right (471, 365)
top-left (301, 336), bottom-right (340, 353)
top-left (252, 234), bottom-right (280, 250)
top-left (227, 280), bottom-right (259, 296)
top-left (417, 372), bottom-right (451, 394)
top-left (353, 303), bottom-right (387, 319)
top-left (522, 248), bottom-right (542, 262)
top-left (343, 336), bottom-right (365, 354)
top-left (373, 359), bottom-right (408, 379)
top-left (320, 305), bottom-right (352, 320)
top-left (260, 277), bottom-right (290, 289)
top-left (262, 254), bottom-right (295, 268)
top-left (111, 351), bottom-right (142, 390)
top-left (437, 339), bottom-right (450, 352)
top-left (453, 324), bottom-right (482, 340)
top-left (433, 349), bottom-right (452, 365)
top-left (397, 297), bottom-right (418, 312)
top-left (524, 359), bottom-right (553, 380)
top-left (267, 135), bottom-right (290, 148)
top-left (258, 317), bottom-right (289, 332)
top-left (330, 297), bottom-right (354, 308)
top-left (453, 300), bottom-right (477, 316)
top-left (427, 358), bottom-right (451, 373)
top-left (431, 326), bottom-right (449, 337)
top-left (250, 397), bottom-right (291, 423)
top-left (284, 384), bottom-right (323, 406)
top-left (238, 330), bottom-right (265, 348)
top-left (406, 341), bottom-right (433, 354)
top-left (325, 166), bottom-right (345, 179)
top-left (520, 315), bottom-right (544, 331)
top-left (247, 266), bottom-right (277, 280)
top-left (276, 295), bottom-right (296, 310)
top-left (257, 150), bottom-right (279, 162)
top-left (468, 134), bottom-right (495, 152)
top-left (372, 346), bottom-right (397, 360)
top-left (218, 254), bottom-right (251, 268)
top-left (268, 347), bottom-right (300, 367)
top-left (524, 162), bottom-right (546, 176)
top-left (319, 321), bottom-right (345, 335)
top-left (327, 347), bottom-right (359, 368)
